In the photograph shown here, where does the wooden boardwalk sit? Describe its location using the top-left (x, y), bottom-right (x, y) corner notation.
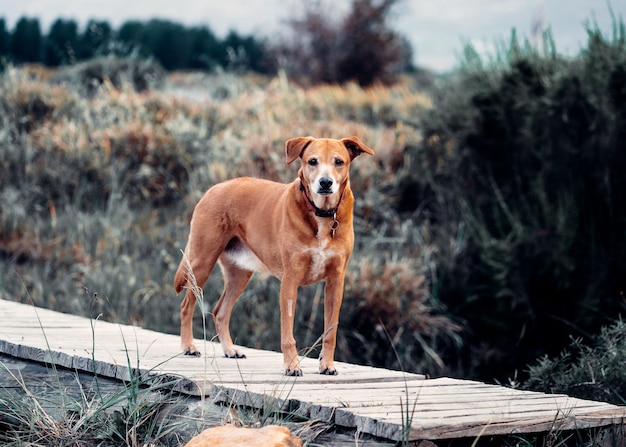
top-left (1, 299), bottom-right (625, 442)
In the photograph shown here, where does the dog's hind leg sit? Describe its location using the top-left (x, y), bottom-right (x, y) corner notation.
top-left (176, 232), bottom-right (227, 356)
top-left (180, 288), bottom-right (201, 356)
top-left (178, 254), bottom-right (219, 356)
top-left (213, 256), bottom-right (253, 359)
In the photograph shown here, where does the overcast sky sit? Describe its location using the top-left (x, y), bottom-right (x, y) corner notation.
top-left (1, 0), bottom-right (622, 72)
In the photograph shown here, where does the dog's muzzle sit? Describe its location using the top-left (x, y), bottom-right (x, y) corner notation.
top-left (317, 177), bottom-right (334, 195)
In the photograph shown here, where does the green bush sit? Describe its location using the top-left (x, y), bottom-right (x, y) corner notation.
top-left (417, 21), bottom-right (626, 381)
top-left (525, 319), bottom-right (626, 405)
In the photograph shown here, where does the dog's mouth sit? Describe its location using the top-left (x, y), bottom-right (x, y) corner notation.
top-left (316, 187), bottom-right (334, 196)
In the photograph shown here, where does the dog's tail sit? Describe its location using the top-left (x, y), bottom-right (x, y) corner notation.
top-left (173, 256), bottom-right (188, 294)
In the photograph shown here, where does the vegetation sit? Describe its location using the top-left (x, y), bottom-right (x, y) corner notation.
top-left (1, 1), bottom-right (625, 408)
top-left (415, 19), bottom-right (626, 381)
top-left (0, 367), bottom-right (190, 446)
top-left (0, 0), bottom-right (413, 86)
top-left (0, 16), bottom-right (265, 73)
top-left (271, 0), bottom-right (412, 85)
top-left (526, 319), bottom-right (626, 406)
top-left (0, 58), bottom-right (456, 382)
top-left (0, 324), bottom-right (326, 446)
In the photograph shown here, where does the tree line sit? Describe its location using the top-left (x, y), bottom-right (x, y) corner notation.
top-left (0, 16), bottom-right (266, 72)
top-left (0, 1), bottom-right (412, 86)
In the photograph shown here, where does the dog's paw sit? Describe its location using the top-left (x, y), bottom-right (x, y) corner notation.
top-left (223, 347), bottom-right (246, 359)
top-left (320, 366), bottom-right (338, 375)
top-left (319, 356), bottom-right (338, 375)
top-left (183, 348), bottom-right (201, 357)
top-left (285, 368), bottom-right (303, 377)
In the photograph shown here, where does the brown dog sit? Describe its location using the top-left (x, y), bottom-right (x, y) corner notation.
top-left (174, 136), bottom-right (374, 375)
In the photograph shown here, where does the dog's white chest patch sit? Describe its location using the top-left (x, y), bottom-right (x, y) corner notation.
top-left (308, 239), bottom-right (336, 280)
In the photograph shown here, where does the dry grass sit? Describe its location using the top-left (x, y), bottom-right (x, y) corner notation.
top-left (0, 63), bottom-right (459, 379)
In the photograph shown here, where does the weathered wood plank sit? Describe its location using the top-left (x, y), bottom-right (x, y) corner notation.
top-left (338, 401), bottom-right (620, 423)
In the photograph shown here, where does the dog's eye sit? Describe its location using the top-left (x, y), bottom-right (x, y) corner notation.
top-left (308, 158), bottom-right (318, 166)
top-left (334, 158), bottom-right (345, 166)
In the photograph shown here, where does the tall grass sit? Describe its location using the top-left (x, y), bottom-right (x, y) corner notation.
top-left (416, 16), bottom-right (626, 382)
top-left (0, 61), bottom-right (458, 379)
top-left (0, 274), bottom-right (332, 446)
top-left (0, 315), bottom-right (197, 446)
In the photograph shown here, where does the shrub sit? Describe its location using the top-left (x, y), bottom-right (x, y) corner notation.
top-left (416, 21), bottom-right (626, 381)
top-left (271, 0), bottom-right (412, 86)
top-left (343, 257), bottom-right (462, 375)
top-left (525, 319), bottom-right (626, 405)
top-left (49, 56), bottom-right (165, 94)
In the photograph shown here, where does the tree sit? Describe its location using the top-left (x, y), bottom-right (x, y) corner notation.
top-left (140, 19), bottom-right (191, 70)
top-left (11, 17), bottom-right (43, 63)
top-left (44, 18), bottom-right (79, 66)
top-left (273, 0), bottom-right (412, 85)
top-left (0, 19), bottom-right (9, 59)
top-left (277, 2), bottom-right (339, 83)
top-left (4, 16), bottom-right (268, 72)
top-left (336, 0), bottom-right (412, 85)
top-left (187, 26), bottom-right (222, 69)
top-left (117, 20), bottom-right (146, 55)
top-left (78, 20), bottom-right (113, 60)
top-left (223, 30), bottom-right (266, 73)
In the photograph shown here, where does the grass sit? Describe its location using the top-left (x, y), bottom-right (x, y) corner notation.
top-left (525, 319), bottom-right (626, 406)
top-left (0, 278), bottom-right (196, 446)
top-left (0, 278), bottom-right (332, 446)
top-left (417, 15), bottom-right (626, 383)
top-left (0, 333), bottom-right (190, 446)
top-left (0, 288), bottom-right (622, 446)
top-left (0, 61), bottom-right (459, 380)
top-left (0, 351), bottom-right (334, 446)
top-left (0, 258), bottom-right (365, 446)
top-left (0, 353), bottom-right (208, 446)
top-left (3, 34), bottom-right (625, 441)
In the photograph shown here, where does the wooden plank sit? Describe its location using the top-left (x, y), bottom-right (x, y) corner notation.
top-left (337, 400), bottom-right (620, 421)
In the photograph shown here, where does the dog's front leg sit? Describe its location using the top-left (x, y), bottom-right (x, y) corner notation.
top-left (279, 279), bottom-right (302, 376)
top-left (319, 272), bottom-right (346, 375)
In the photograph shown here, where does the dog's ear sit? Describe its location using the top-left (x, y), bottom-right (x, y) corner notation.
top-left (285, 136), bottom-right (314, 164)
top-left (341, 136), bottom-right (375, 160)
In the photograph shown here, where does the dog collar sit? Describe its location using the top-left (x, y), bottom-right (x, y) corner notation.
top-left (300, 183), bottom-right (341, 218)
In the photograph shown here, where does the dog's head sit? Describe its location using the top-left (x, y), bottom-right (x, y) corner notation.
top-left (285, 136), bottom-right (374, 210)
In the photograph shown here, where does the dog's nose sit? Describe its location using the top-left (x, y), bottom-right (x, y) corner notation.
top-left (319, 177), bottom-right (333, 191)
